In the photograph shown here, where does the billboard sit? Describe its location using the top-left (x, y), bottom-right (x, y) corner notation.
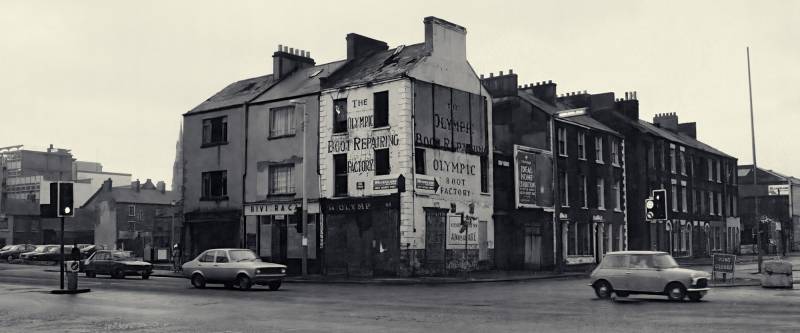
top-left (514, 145), bottom-right (554, 209)
top-left (414, 81), bottom-right (487, 156)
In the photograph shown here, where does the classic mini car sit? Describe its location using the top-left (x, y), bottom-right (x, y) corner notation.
top-left (590, 251), bottom-right (711, 301)
top-left (20, 245), bottom-right (59, 261)
top-left (83, 250), bottom-right (153, 279)
top-left (182, 248), bottom-right (286, 291)
top-left (0, 244), bottom-right (36, 262)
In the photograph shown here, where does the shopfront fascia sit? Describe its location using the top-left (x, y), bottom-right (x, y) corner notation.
top-left (243, 200), bottom-right (321, 274)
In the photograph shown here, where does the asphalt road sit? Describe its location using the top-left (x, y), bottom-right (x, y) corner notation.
top-left (0, 263), bottom-right (798, 333)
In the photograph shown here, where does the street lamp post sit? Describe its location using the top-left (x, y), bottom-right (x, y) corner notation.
top-left (746, 47), bottom-right (762, 273)
top-left (291, 99), bottom-right (309, 276)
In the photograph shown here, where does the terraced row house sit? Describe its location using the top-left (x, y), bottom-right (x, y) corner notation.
top-left (181, 16), bottom-right (740, 276)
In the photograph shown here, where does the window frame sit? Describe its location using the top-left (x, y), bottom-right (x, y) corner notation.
top-left (577, 131), bottom-right (586, 160)
top-left (557, 127), bottom-right (567, 157)
top-left (333, 153), bottom-right (348, 197)
top-left (128, 205), bottom-right (135, 217)
top-left (374, 148), bottom-right (390, 176)
top-left (373, 91), bottom-right (389, 128)
top-left (268, 164), bottom-right (296, 195)
top-left (594, 136), bottom-right (604, 164)
top-left (268, 105), bottom-right (296, 139)
top-left (201, 170), bottom-right (228, 200)
top-left (333, 98), bottom-right (348, 134)
top-left (596, 178), bottom-right (605, 209)
top-left (415, 148), bottom-right (426, 175)
top-left (201, 116), bottom-right (228, 147)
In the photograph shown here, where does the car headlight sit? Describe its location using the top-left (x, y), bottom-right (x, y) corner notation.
top-left (281, 268), bottom-right (286, 274)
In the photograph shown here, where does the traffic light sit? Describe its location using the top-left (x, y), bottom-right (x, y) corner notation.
top-left (57, 182), bottom-right (74, 217)
top-left (294, 207), bottom-right (303, 233)
top-left (646, 189), bottom-right (667, 220)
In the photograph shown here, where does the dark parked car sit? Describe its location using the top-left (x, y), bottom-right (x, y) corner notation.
top-left (84, 250), bottom-right (153, 279)
top-left (20, 245), bottom-right (59, 260)
top-left (27, 245), bottom-right (75, 262)
top-left (1, 244), bottom-right (36, 262)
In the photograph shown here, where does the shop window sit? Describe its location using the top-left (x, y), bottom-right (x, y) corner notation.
top-left (415, 148), bottom-right (426, 175)
top-left (333, 154), bottom-right (348, 196)
top-left (202, 170), bottom-right (228, 200)
top-left (373, 91), bottom-right (389, 128)
top-left (269, 164), bottom-right (295, 195)
top-left (577, 132), bottom-right (586, 160)
top-left (333, 98), bottom-right (348, 133)
top-left (202, 116), bottom-right (228, 146)
top-left (570, 223), bottom-right (592, 256)
top-left (375, 149), bottom-right (390, 176)
top-left (269, 106), bottom-right (295, 138)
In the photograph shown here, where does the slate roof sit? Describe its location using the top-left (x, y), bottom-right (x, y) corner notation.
top-left (252, 60), bottom-right (347, 103)
top-left (189, 74), bottom-right (276, 114)
top-left (565, 115), bottom-right (621, 137)
top-left (82, 186), bottom-right (177, 208)
top-left (517, 90), bottom-right (558, 115)
top-left (321, 43), bottom-right (428, 89)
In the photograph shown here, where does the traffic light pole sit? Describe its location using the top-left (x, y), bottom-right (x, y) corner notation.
top-left (59, 216), bottom-right (64, 290)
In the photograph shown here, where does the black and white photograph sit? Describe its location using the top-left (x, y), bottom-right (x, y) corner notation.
top-left (1, 0), bottom-right (798, 332)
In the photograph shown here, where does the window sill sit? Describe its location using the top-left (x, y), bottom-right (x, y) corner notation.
top-left (595, 160), bottom-right (604, 165)
top-left (201, 141), bottom-right (229, 148)
top-left (200, 196), bottom-right (229, 202)
top-left (578, 157), bottom-right (587, 161)
top-left (597, 207), bottom-right (606, 211)
top-left (558, 153), bottom-right (568, 158)
top-left (268, 133), bottom-right (296, 140)
top-left (267, 193), bottom-right (296, 197)
top-left (372, 125), bottom-right (391, 131)
top-left (332, 131), bottom-right (348, 136)
top-left (613, 209), bottom-right (622, 213)
top-left (612, 163), bottom-right (621, 167)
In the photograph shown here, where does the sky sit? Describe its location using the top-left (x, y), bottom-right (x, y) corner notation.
top-left (1, 0), bottom-right (799, 187)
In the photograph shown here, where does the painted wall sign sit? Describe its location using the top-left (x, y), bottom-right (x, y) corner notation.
top-left (414, 81), bottom-right (487, 156)
top-left (514, 145), bottom-right (554, 209)
top-left (321, 195), bottom-right (398, 214)
top-left (426, 149), bottom-right (482, 200)
top-left (768, 184), bottom-right (790, 196)
top-left (244, 202), bottom-right (319, 216)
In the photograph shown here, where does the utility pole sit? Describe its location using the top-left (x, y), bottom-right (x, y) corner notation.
top-left (292, 99), bottom-right (309, 276)
top-left (746, 47), bottom-right (762, 273)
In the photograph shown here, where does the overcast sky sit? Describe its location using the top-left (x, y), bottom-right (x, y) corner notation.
top-left (2, 0), bottom-right (798, 186)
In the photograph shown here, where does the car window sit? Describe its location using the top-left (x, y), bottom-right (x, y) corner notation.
top-left (215, 251), bottom-right (229, 263)
top-left (229, 250), bottom-right (258, 262)
top-left (602, 255), bottom-right (627, 268)
top-left (629, 255), bottom-right (655, 269)
top-left (96, 252), bottom-right (109, 260)
top-left (199, 251), bottom-right (215, 263)
top-left (653, 254), bottom-right (679, 269)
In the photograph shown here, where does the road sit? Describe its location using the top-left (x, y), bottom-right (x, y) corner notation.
top-left (0, 263), bottom-right (798, 333)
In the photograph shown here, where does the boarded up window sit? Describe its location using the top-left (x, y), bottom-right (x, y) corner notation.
top-left (373, 91), bottom-right (389, 128)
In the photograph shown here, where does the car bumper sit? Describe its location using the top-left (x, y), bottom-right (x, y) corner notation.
top-left (123, 267), bottom-right (153, 275)
top-left (686, 287), bottom-right (710, 293)
top-left (252, 274), bottom-right (285, 284)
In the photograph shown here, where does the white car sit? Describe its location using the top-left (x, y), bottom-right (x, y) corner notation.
top-left (182, 248), bottom-right (286, 291)
top-left (590, 251), bottom-right (711, 301)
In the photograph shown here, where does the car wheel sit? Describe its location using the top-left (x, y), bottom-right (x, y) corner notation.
top-left (593, 280), bottom-right (613, 299)
top-left (236, 274), bottom-right (252, 291)
top-left (85, 271), bottom-right (96, 278)
top-left (6, 256), bottom-right (12, 264)
top-left (666, 283), bottom-right (687, 301)
top-left (191, 274), bottom-right (206, 289)
top-left (268, 281), bottom-right (282, 291)
top-left (687, 291), bottom-right (703, 302)
top-left (112, 268), bottom-right (125, 279)
top-left (142, 273), bottom-right (150, 280)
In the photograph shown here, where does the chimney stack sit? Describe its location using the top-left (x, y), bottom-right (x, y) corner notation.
top-left (103, 178), bottom-right (113, 192)
top-left (480, 69), bottom-right (518, 98)
top-left (678, 122), bottom-right (697, 139)
top-left (131, 179), bottom-right (140, 192)
top-left (273, 44), bottom-right (316, 80)
top-left (653, 112), bottom-right (679, 132)
top-left (156, 181), bottom-right (166, 194)
top-left (346, 33), bottom-right (388, 60)
top-left (423, 16), bottom-right (467, 61)
top-left (525, 80), bottom-right (558, 105)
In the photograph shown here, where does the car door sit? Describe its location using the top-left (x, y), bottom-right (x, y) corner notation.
top-left (627, 254), bottom-right (662, 293)
top-left (194, 250), bottom-right (216, 280)
top-left (210, 250), bottom-right (234, 281)
top-left (94, 252), bottom-right (112, 274)
top-left (603, 254), bottom-right (630, 291)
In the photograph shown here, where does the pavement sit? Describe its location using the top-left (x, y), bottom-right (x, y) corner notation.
top-left (0, 262), bottom-right (799, 333)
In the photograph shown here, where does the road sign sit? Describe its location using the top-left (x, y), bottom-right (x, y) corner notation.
top-left (415, 177), bottom-right (440, 192)
top-left (65, 260), bottom-right (80, 272)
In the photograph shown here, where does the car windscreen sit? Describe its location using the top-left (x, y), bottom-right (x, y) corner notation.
top-left (653, 254), bottom-right (679, 268)
top-left (229, 250), bottom-right (259, 262)
top-left (112, 252), bottom-right (135, 261)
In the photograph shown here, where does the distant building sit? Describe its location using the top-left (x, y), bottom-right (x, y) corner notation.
top-left (589, 95), bottom-right (739, 257)
top-left (737, 166), bottom-right (800, 254)
top-left (82, 179), bottom-right (178, 259)
top-left (0, 145), bottom-right (74, 202)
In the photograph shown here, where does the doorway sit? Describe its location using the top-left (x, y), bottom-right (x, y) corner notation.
top-left (524, 225), bottom-right (542, 270)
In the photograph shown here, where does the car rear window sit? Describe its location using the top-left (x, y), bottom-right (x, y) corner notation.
top-left (602, 255), bottom-right (627, 268)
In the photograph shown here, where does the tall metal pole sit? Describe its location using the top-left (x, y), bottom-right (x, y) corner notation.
top-left (747, 47), bottom-right (762, 273)
top-left (296, 100), bottom-right (309, 277)
top-left (59, 216), bottom-right (64, 290)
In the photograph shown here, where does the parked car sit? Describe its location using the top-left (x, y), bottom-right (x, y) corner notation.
top-left (27, 245), bottom-right (75, 262)
top-left (77, 244), bottom-right (97, 259)
top-left (0, 244), bottom-right (37, 262)
top-left (182, 248), bottom-right (286, 291)
top-left (20, 245), bottom-right (58, 261)
top-left (590, 251), bottom-right (711, 301)
top-left (84, 250), bottom-right (153, 279)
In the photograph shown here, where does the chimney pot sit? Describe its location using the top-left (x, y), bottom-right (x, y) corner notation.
top-left (499, 71), bottom-right (503, 76)
top-left (289, 47), bottom-right (294, 54)
top-left (509, 69), bottom-right (513, 74)
top-left (548, 80), bottom-right (552, 84)
top-left (278, 44), bottom-right (282, 51)
top-left (489, 73), bottom-right (494, 78)
top-left (479, 74), bottom-right (484, 79)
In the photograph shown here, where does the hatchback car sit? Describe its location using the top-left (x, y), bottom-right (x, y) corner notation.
top-left (590, 251), bottom-right (710, 301)
top-left (182, 248), bottom-right (286, 291)
top-left (84, 250), bottom-right (153, 279)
